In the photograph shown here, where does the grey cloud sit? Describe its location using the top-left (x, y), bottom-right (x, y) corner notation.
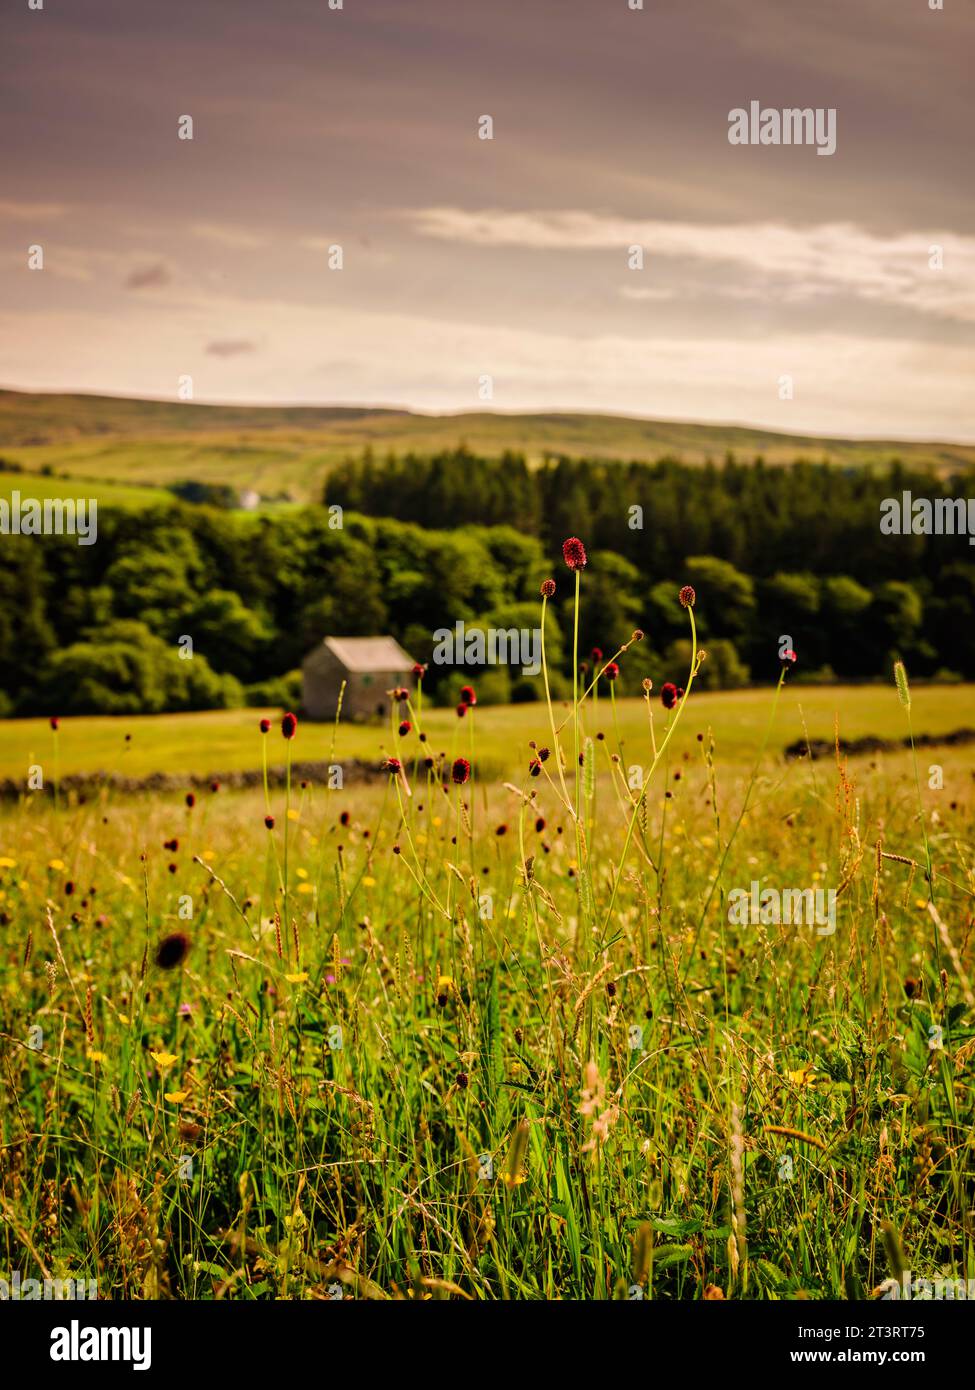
top-left (125, 262), bottom-right (171, 290)
top-left (205, 339), bottom-right (258, 357)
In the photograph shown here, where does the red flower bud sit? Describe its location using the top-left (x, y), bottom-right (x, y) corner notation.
top-left (562, 537), bottom-right (587, 570)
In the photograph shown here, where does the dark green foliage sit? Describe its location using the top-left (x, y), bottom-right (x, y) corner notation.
top-left (3, 452), bottom-right (972, 716)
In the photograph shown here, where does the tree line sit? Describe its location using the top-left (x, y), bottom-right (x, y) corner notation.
top-left (0, 452), bottom-right (971, 717)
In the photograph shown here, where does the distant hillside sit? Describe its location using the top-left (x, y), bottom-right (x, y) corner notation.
top-left (1, 388), bottom-right (973, 504)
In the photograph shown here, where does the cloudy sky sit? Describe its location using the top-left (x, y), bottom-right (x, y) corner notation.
top-left (1, 0), bottom-right (973, 438)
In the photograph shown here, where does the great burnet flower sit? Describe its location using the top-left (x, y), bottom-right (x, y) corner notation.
top-left (679, 585), bottom-right (696, 608)
top-left (540, 578), bottom-right (556, 598)
top-left (281, 712), bottom-right (297, 739)
top-left (155, 933), bottom-right (191, 970)
top-left (661, 682), bottom-right (679, 710)
top-left (451, 757), bottom-right (471, 785)
top-left (562, 537), bottom-right (587, 570)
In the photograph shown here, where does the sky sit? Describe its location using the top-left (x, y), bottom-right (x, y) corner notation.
top-left (1, 0), bottom-right (973, 439)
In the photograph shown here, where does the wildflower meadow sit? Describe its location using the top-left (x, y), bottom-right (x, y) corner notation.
top-left (1, 540), bottom-right (972, 1308)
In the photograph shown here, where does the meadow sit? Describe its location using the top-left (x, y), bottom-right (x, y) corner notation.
top-left (0, 470), bottom-right (167, 519)
top-left (0, 588), bottom-right (972, 1300)
top-left (2, 682), bottom-right (974, 783)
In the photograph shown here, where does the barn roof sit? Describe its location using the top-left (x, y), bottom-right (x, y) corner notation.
top-left (319, 635), bottom-right (414, 672)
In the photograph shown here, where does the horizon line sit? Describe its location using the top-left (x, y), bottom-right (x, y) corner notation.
top-left (2, 383), bottom-right (975, 451)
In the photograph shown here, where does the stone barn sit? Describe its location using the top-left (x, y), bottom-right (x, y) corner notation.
top-left (301, 635), bottom-right (415, 722)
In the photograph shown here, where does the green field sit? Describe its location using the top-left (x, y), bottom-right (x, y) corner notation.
top-left (1, 684), bottom-right (972, 787)
top-left (0, 469), bottom-right (166, 513)
top-left (3, 388), bottom-right (974, 504)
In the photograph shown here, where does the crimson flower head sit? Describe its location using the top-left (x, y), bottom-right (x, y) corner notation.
top-left (399, 719), bottom-right (412, 736)
top-left (782, 648), bottom-right (797, 664)
top-left (185, 792), bottom-right (196, 808)
top-left (679, 585), bottom-right (696, 609)
top-left (259, 718), bottom-right (271, 734)
top-left (661, 682), bottom-right (679, 710)
top-left (562, 536), bottom-right (587, 570)
top-left (604, 662), bottom-right (620, 681)
top-left (50, 716), bottom-right (60, 731)
top-left (412, 662), bottom-right (426, 678)
top-left (451, 757), bottom-right (471, 786)
top-left (383, 757), bottom-right (403, 775)
top-left (456, 702), bottom-right (467, 719)
top-left (591, 647), bottom-right (603, 663)
top-left (459, 684), bottom-right (476, 707)
top-left (281, 712), bottom-right (297, 740)
top-left (540, 578), bottom-right (556, 598)
top-left (265, 814), bottom-right (275, 829)
top-left (155, 932), bottom-right (191, 970)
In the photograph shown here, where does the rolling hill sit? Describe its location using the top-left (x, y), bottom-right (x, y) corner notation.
top-left (1, 388), bottom-right (973, 505)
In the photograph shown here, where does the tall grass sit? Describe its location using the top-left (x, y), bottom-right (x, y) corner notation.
top-left (0, 564), bottom-right (972, 1300)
